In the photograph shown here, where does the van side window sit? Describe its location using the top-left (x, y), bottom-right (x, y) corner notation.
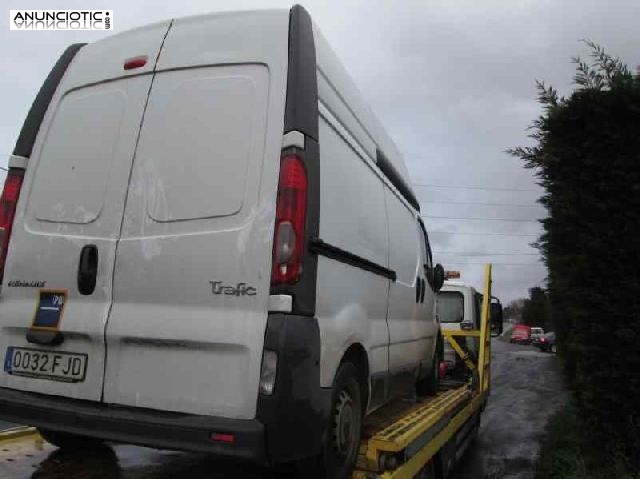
top-left (417, 220), bottom-right (434, 287)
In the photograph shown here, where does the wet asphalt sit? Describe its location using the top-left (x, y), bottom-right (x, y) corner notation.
top-left (451, 339), bottom-right (567, 479)
top-left (0, 338), bottom-right (565, 479)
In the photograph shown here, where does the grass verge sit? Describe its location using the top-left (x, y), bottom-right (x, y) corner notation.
top-left (536, 401), bottom-right (639, 479)
top-left (536, 402), bottom-right (582, 479)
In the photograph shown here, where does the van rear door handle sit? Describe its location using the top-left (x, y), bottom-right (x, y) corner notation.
top-left (77, 244), bottom-right (98, 295)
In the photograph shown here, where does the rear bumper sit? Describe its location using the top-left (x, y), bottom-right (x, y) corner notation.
top-left (0, 386), bottom-right (265, 461)
top-left (0, 314), bottom-right (331, 464)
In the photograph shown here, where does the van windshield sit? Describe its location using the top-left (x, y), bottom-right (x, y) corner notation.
top-left (437, 291), bottom-right (464, 323)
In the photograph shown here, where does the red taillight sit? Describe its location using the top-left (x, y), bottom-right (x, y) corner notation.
top-left (210, 432), bottom-right (235, 444)
top-left (271, 154), bottom-right (307, 285)
top-left (0, 168), bottom-right (25, 283)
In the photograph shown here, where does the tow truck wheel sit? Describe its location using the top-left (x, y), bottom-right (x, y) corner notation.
top-left (38, 428), bottom-right (104, 450)
top-left (323, 362), bottom-right (363, 479)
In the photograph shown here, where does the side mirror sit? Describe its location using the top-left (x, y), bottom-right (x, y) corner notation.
top-left (433, 263), bottom-right (445, 292)
top-left (490, 300), bottom-right (504, 336)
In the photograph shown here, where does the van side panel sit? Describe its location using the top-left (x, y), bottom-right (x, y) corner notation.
top-left (313, 22), bottom-right (432, 403)
top-left (385, 188), bottom-right (436, 389)
top-left (103, 11), bottom-right (290, 418)
top-left (314, 110), bottom-right (390, 397)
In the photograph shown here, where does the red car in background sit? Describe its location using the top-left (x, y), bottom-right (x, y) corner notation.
top-left (510, 324), bottom-right (532, 344)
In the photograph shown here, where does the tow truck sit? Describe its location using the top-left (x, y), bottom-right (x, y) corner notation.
top-left (0, 265), bottom-right (497, 479)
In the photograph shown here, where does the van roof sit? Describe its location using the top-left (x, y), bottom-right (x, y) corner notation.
top-left (312, 17), bottom-right (418, 209)
top-left (83, 6), bottom-right (419, 211)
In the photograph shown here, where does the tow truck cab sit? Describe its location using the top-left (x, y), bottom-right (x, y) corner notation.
top-left (437, 281), bottom-right (482, 370)
top-left (437, 280), bottom-right (503, 372)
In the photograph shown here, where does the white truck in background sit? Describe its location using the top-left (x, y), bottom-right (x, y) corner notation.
top-left (437, 275), bottom-right (502, 378)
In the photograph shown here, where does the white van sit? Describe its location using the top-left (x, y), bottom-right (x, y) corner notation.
top-left (0, 6), bottom-right (445, 477)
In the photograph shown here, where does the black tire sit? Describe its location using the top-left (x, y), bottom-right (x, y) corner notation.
top-left (322, 362), bottom-right (363, 479)
top-left (38, 428), bottom-right (103, 450)
top-left (416, 352), bottom-right (439, 397)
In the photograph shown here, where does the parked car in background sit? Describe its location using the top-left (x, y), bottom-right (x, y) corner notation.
top-left (535, 332), bottom-right (557, 353)
top-left (530, 327), bottom-right (545, 343)
top-left (510, 324), bottom-right (532, 344)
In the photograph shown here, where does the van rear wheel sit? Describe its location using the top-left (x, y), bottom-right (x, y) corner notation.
top-left (288, 362), bottom-right (362, 479)
top-left (38, 428), bottom-right (103, 450)
top-left (322, 362), bottom-right (363, 479)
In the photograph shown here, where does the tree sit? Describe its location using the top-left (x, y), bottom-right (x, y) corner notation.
top-left (504, 298), bottom-right (526, 322)
top-left (509, 41), bottom-right (640, 473)
top-left (521, 287), bottom-right (551, 328)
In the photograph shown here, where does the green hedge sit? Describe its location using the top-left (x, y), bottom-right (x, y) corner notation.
top-left (510, 42), bottom-right (640, 473)
top-left (537, 402), bottom-right (640, 479)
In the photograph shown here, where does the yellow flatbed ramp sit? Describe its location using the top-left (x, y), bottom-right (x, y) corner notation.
top-left (353, 385), bottom-right (486, 478)
top-left (0, 266), bottom-right (493, 479)
top-left (353, 265), bottom-right (493, 478)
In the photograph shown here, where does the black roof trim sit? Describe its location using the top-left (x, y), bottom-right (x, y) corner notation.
top-left (284, 5), bottom-right (318, 140)
top-left (13, 43), bottom-right (86, 158)
top-left (376, 149), bottom-right (420, 211)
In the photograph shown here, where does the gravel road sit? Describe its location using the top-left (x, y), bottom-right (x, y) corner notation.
top-left (0, 338), bottom-right (566, 479)
top-left (451, 338), bottom-right (567, 479)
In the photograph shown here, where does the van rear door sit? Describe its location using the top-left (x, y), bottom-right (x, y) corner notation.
top-left (102, 11), bottom-right (290, 419)
top-left (0, 22), bottom-right (171, 401)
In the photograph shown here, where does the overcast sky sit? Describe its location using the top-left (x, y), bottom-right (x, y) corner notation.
top-left (2, 0), bottom-right (640, 304)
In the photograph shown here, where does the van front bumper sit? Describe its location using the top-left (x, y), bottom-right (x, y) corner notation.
top-left (0, 386), bottom-right (266, 461)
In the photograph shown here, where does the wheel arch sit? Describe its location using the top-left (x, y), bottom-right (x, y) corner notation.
top-left (338, 343), bottom-right (370, 412)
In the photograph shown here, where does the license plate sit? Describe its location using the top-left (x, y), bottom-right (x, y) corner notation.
top-left (3, 347), bottom-right (87, 383)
